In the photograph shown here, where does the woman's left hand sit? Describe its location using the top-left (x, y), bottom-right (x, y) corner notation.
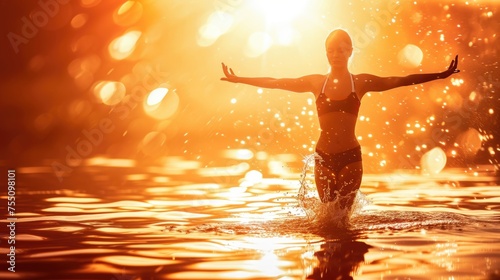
top-left (441, 55), bottom-right (460, 78)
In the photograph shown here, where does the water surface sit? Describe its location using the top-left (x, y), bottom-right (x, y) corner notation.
top-left (3, 155), bottom-right (500, 280)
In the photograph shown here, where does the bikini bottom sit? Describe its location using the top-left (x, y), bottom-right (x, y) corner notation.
top-left (314, 146), bottom-right (362, 205)
top-left (315, 146), bottom-right (362, 175)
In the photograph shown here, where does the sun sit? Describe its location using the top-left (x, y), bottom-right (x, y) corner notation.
top-left (252, 0), bottom-right (308, 24)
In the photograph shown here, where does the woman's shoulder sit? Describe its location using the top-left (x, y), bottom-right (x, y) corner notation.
top-left (300, 73), bottom-right (327, 81)
top-left (299, 74), bottom-right (327, 96)
top-left (351, 73), bottom-right (381, 97)
top-left (352, 73), bottom-right (379, 82)
top-left (302, 74), bottom-right (328, 88)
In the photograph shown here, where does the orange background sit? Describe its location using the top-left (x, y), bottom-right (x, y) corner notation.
top-left (1, 0), bottom-right (498, 173)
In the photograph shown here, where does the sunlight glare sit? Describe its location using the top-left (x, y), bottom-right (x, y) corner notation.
top-left (97, 255), bottom-right (178, 266)
top-left (244, 170), bottom-right (263, 184)
top-left (275, 26), bottom-right (295, 45)
top-left (245, 32), bottom-right (273, 57)
top-left (254, 252), bottom-right (283, 277)
top-left (197, 162), bottom-right (250, 177)
top-left (253, 0), bottom-right (307, 23)
top-left (222, 149), bottom-right (254, 160)
top-left (197, 11), bottom-right (234, 47)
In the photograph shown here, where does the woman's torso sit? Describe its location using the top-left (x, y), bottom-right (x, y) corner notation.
top-left (313, 73), bottom-right (362, 154)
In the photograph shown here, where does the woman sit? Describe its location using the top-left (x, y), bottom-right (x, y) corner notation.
top-left (221, 29), bottom-right (459, 210)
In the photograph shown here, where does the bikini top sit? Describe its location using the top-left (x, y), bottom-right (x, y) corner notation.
top-left (316, 74), bottom-right (360, 117)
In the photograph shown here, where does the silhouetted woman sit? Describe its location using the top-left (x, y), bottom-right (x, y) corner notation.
top-left (221, 29), bottom-right (459, 211)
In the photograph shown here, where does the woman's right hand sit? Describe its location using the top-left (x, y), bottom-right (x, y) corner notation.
top-left (221, 63), bottom-right (238, 83)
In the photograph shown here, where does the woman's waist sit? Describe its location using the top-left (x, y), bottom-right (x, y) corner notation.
top-left (318, 130), bottom-right (357, 140)
top-left (316, 133), bottom-right (359, 153)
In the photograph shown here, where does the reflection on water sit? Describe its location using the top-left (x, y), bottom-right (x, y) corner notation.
top-left (5, 155), bottom-right (500, 279)
top-left (307, 239), bottom-right (371, 280)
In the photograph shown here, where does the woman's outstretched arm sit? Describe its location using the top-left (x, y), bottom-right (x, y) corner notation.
top-left (359, 55), bottom-right (460, 94)
top-left (221, 63), bottom-right (319, 93)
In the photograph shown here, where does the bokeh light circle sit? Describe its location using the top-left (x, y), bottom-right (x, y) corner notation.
top-left (456, 128), bottom-right (482, 158)
top-left (197, 11), bottom-right (233, 47)
top-left (113, 1), bottom-right (143, 26)
top-left (108, 30), bottom-right (142, 60)
top-left (398, 44), bottom-right (423, 68)
top-left (143, 87), bottom-right (179, 120)
top-left (92, 81), bottom-right (126, 105)
top-left (421, 147), bottom-right (447, 175)
top-left (140, 131), bottom-right (167, 156)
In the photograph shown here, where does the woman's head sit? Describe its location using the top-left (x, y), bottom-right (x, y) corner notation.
top-left (325, 29), bottom-right (353, 70)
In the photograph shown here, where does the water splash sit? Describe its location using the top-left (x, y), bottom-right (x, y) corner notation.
top-left (297, 153), bottom-right (320, 218)
top-left (297, 153), bottom-right (371, 229)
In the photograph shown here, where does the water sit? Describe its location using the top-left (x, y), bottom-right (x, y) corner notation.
top-left (3, 155), bottom-right (500, 280)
